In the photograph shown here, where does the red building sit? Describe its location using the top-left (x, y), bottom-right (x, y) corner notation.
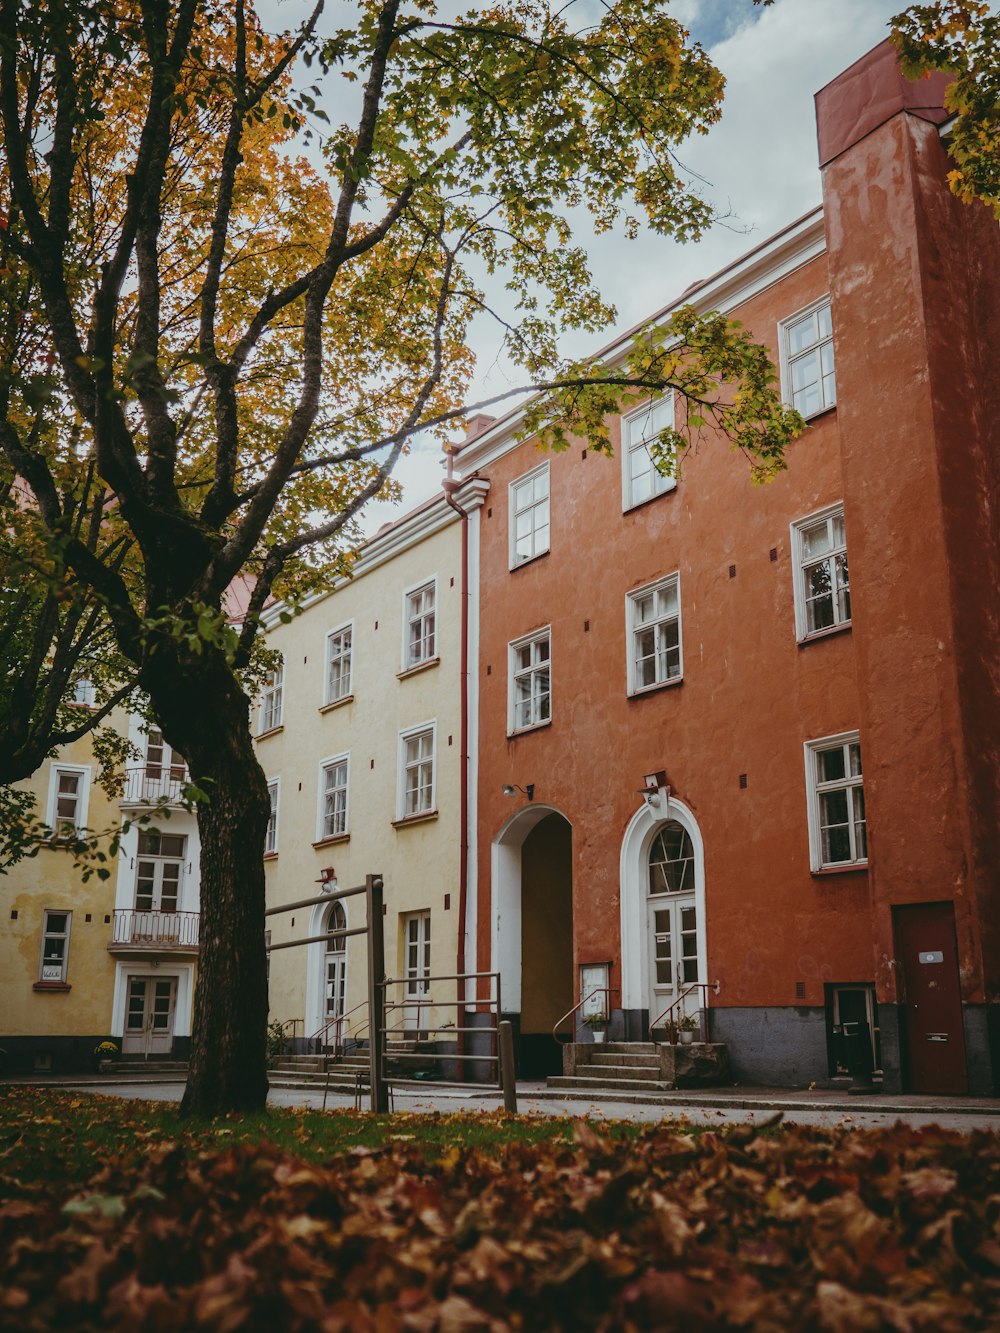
top-left (454, 41), bottom-right (1000, 1094)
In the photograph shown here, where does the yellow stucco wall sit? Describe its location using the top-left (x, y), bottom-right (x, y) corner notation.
top-left (1, 732), bottom-right (122, 1041)
top-left (259, 498), bottom-right (464, 1049)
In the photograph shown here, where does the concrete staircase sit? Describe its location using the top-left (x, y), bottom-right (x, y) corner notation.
top-left (547, 1040), bottom-right (732, 1098)
top-left (269, 1051), bottom-right (370, 1094)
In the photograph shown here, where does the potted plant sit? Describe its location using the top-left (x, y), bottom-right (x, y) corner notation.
top-left (677, 1014), bottom-right (699, 1045)
top-left (94, 1040), bottom-right (120, 1072)
top-left (583, 1011), bottom-right (609, 1043)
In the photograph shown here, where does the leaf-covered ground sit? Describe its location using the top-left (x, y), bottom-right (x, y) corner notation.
top-left (1, 1090), bottom-right (999, 1330)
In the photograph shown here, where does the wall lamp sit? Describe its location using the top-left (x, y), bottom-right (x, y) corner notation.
top-left (502, 782), bottom-right (535, 801)
top-left (641, 771), bottom-right (669, 811)
top-left (316, 866), bottom-right (338, 892)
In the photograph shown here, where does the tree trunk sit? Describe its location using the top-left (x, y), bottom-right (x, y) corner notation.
top-left (142, 647), bottom-right (271, 1117)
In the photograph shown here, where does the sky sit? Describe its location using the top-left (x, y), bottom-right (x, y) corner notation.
top-left (261, 0), bottom-right (917, 533)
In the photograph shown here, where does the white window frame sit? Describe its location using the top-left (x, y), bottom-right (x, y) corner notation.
top-left (804, 730), bottom-right (867, 871)
top-left (46, 763), bottom-right (90, 836)
top-left (508, 462), bottom-right (550, 569)
top-left (265, 779), bottom-right (279, 855)
top-left (397, 722), bottom-right (436, 819)
top-left (317, 754), bottom-right (350, 841)
top-left (621, 395), bottom-right (676, 511)
top-left (402, 578), bottom-right (437, 670)
top-left (259, 664), bottom-right (284, 734)
top-left (791, 502), bottom-right (851, 641)
top-left (403, 910), bottom-right (432, 996)
top-left (39, 909), bottom-right (72, 983)
top-left (324, 622), bottom-right (353, 705)
top-left (71, 678), bottom-right (96, 707)
top-left (780, 295), bottom-right (836, 419)
top-left (508, 627), bottom-right (552, 734)
top-left (626, 572), bottom-right (683, 695)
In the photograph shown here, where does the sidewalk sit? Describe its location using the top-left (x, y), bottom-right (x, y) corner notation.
top-left (7, 1073), bottom-right (1000, 1124)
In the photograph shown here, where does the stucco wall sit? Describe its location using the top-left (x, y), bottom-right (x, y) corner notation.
top-left (259, 502), bottom-right (465, 1046)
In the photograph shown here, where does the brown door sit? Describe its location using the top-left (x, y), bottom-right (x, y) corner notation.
top-left (894, 902), bottom-right (967, 1095)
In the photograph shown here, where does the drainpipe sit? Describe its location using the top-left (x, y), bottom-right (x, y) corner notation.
top-left (442, 450), bottom-right (470, 1080)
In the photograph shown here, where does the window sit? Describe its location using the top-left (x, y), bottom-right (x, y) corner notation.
top-left (318, 756), bottom-right (349, 840)
top-left (627, 574), bottom-right (682, 693)
top-left (145, 728), bottom-right (185, 781)
top-left (781, 297), bottom-right (836, 418)
top-left (402, 910), bottom-right (431, 1034)
top-left (260, 665), bottom-right (283, 733)
top-left (71, 678), bottom-right (95, 707)
top-left (47, 764), bottom-right (89, 836)
top-left (805, 732), bottom-right (867, 870)
top-left (265, 780), bottom-right (279, 855)
top-left (648, 822), bottom-right (695, 894)
top-left (398, 723), bottom-right (435, 818)
top-left (509, 628), bottom-right (551, 733)
top-left (792, 504), bottom-right (850, 639)
top-left (325, 625), bottom-right (352, 704)
top-left (39, 910), bottom-right (71, 983)
top-left (509, 463), bottom-right (550, 568)
top-left (622, 396), bottom-right (676, 509)
top-left (403, 581), bottom-right (436, 669)
top-left (134, 831), bottom-right (186, 915)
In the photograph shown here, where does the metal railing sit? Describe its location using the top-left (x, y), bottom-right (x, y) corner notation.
top-left (648, 980), bottom-right (720, 1043)
top-left (118, 767), bottom-right (189, 806)
top-left (311, 999), bottom-right (369, 1059)
top-left (110, 908), bottom-right (200, 949)
top-left (378, 970), bottom-right (503, 1089)
top-left (552, 987), bottom-right (620, 1044)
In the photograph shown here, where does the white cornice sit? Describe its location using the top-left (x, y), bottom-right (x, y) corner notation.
top-left (456, 206), bottom-right (827, 474)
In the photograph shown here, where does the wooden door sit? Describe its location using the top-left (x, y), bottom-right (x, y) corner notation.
top-left (122, 976), bottom-right (177, 1057)
top-left (894, 902), bottom-right (967, 1094)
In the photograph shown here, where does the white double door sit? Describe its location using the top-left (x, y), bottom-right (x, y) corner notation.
top-left (647, 894), bottom-right (700, 1027)
top-left (122, 976), bottom-right (177, 1056)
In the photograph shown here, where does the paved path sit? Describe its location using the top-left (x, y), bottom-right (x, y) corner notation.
top-left (55, 1079), bottom-right (1000, 1134)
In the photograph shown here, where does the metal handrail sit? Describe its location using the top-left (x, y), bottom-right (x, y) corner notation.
top-left (377, 970), bottom-right (502, 1089)
top-left (648, 980), bottom-right (720, 1043)
top-left (110, 908), bottom-right (200, 948)
top-left (270, 1017), bottom-right (303, 1059)
top-left (311, 999), bottom-right (369, 1058)
top-left (552, 987), bottom-right (619, 1045)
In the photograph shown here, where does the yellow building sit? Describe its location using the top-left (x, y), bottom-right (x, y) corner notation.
top-left (259, 483), bottom-right (487, 1065)
top-left (1, 729), bottom-right (122, 1073)
top-left (0, 715), bottom-right (202, 1073)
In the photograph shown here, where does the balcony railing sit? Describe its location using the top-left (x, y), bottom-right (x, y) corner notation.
top-left (118, 767), bottom-right (189, 807)
top-left (110, 909), bottom-right (200, 951)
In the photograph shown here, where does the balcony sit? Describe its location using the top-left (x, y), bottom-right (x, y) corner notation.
top-left (119, 767), bottom-right (189, 808)
top-left (108, 909), bottom-right (200, 954)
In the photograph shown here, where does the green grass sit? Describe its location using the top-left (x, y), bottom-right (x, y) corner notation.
top-left (0, 1087), bottom-right (652, 1195)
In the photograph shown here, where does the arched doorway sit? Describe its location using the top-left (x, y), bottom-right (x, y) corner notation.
top-left (493, 805), bottom-right (573, 1077)
top-left (619, 798), bottom-right (706, 1035)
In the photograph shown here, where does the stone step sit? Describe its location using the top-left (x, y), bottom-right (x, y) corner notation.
top-left (600, 1042), bottom-right (658, 1053)
top-left (548, 1075), bottom-right (677, 1094)
top-left (570, 1062), bottom-right (663, 1081)
top-left (589, 1052), bottom-right (661, 1069)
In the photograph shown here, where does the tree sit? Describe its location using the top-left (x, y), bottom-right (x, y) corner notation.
top-left (892, 1), bottom-right (1000, 216)
top-left (0, 0), bottom-right (801, 1115)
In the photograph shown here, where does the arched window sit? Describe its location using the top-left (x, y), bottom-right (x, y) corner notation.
top-left (324, 901), bottom-right (347, 1022)
top-left (648, 822), bottom-right (695, 895)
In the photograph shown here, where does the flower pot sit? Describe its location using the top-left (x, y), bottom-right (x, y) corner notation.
top-left (679, 1030), bottom-right (695, 1045)
top-left (590, 1029), bottom-right (606, 1044)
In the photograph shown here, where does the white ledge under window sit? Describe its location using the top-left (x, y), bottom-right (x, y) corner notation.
top-left (312, 832), bottom-right (351, 849)
top-left (319, 694), bottom-right (354, 714)
top-left (397, 656), bottom-right (440, 681)
top-left (507, 718), bottom-right (551, 740)
top-left (391, 810), bottom-right (439, 829)
top-left (256, 724), bottom-right (284, 741)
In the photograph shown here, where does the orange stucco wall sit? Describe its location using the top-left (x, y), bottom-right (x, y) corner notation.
top-left (474, 249), bottom-right (874, 1012)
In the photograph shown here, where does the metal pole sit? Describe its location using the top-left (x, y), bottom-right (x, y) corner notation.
top-left (366, 874), bottom-right (389, 1112)
top-left (499, 1019), bottom-right (517, 1114)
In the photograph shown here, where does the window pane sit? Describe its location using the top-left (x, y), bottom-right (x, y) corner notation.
top-left (787, 311), bottom-right (818, 356)
top-left (818, 747), bottom-right (846, 783)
